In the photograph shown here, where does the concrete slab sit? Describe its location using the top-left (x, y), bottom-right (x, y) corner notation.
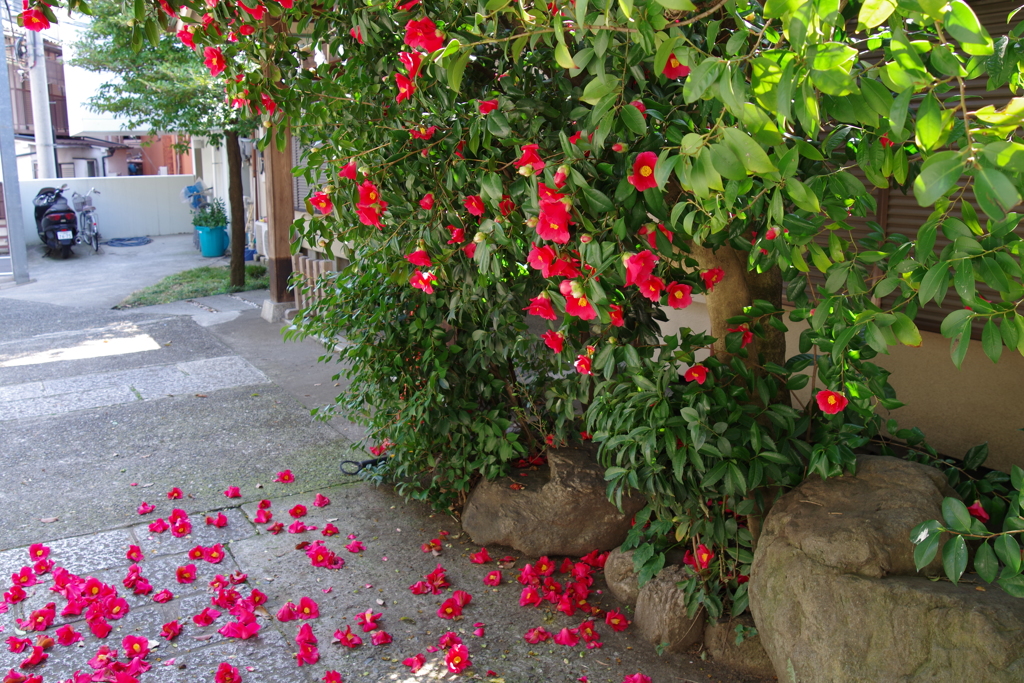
top-left (0, 233), bottom-right (226, 310)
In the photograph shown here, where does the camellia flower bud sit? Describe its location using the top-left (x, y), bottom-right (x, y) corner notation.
top-left (518, 165), bottom-right (535, 177)
top-left (473, 232), bottom-right (486, 243)
top-left (580, 234), bottom-right (593, 243)
top-left (569, 280), bottom-right (584, 298)
top-left (612, 143), bottom-right (625, 152)
top-left (526, 216), bottom-right (539, 228)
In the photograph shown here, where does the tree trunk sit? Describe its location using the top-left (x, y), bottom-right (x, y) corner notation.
top-left (226, 130), bottom-right (246, 289)
top-left (690, 244), bottom-right (787, 372)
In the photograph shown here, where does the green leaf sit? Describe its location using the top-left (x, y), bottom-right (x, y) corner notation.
top-left (651, 0), bottom-right (696, 9)
top-left (913, 151), bottom-right (964, 207)
top-left (942, 497), bottom-right (973, 533)
top-left (998, 573), bottom-right (1024, 597)
top-left (918, 263), bottom-right (948, 306)
top-left (764, 0), bottom-right (800, 18)
top-left (975, 541), bottom-right (998, 583)
top-left (620, 104), bottom-right (647, 136)
top-left (722, 128), bottom-right (777, 175)
top-left (581, 74), bottom-right (618, 105)
top-left (963, 442), bottom-right (989, 470)
top-left (784, 178), bottom-right (821, 212)
top-left (945, 0), bottom-right (994, 56)
top-left (975, 168), bottom-right (1020, 219)
top-left (889, 88), bottom-right (912, 136)
top-left (915, 94), bottom-right (944, 152)
top-left (982, 319), bottom-right (1003, 363)
top-left (582, 186), bottom-right (614, 213)
top-left (683, 58), bottom-right (722, 104)
top-left (858, 0), bottom-right (896, 29)
top-left (995, 534), bottom-right (1021, 574)
top-left (447, 51), bottom-right (471, 94)
top-left (892, 312), bottom-right (922, 347)
top-left (554, 42), bottom-right (577, 70)
top-left (914, 530), bottom-right (941, 571)
top-left (942, 535), bottom-right (968, 584)
top-left (653, 35), bottom-right (677, 77)
top-left (486, 111), bottom-right (511, 138)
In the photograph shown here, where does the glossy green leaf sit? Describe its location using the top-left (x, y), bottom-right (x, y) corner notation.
top-left (942, 535), bottom-right (968, 584)
top-left (858, 0), bottom-right (896, 29)
top-left (892, 312), bottom-right (922, 347)
top-left (995, 534), bottom-right (1021, 574)
top-left (722, 128), bottom-right (777, 174)
top-left (918, 263), bottom-right (948, 306)
top-left (651, 0), bottom-right (696, 9)
top-left (913, 152), bottom-right (964, 207)
top-left (784, 178), bottom-right (821, 212)
top-left (975, 541), bottom-right (998, 583)
top-left (581, 74), bottom-right (618, 105)
top-left (942, 497), bottom-right (973, 533)
top-left (982, 319), bottom-right (1003, 363)
top-left (554, 42), bottom-right (577, 69)
top-left (620, 104), bottom-right (647, 135)
top-left (945, 0), bottom-right (994, 55)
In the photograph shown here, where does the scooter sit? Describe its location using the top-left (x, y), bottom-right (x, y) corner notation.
top-left (33, 185), bottom-right (77, 259)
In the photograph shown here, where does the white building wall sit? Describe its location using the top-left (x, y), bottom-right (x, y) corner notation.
top-left (19, 175), bottom-right (195, 241)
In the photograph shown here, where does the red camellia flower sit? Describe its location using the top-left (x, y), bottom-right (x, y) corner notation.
top-left (701, 267), bottom-right (725, 292)
top-left (815, 390), bottom-right (848, 414)
top-left (437, 597), bottom-right (462, 619)
top-left (371, 630), bottom-right (392, 645)
top-left (204, 544), bottom-right (226, 564)
top-left (355, 609), bottom-right (381, 632)
top-left (160, 620), bottom-right (182, 640)
top-left (405, 250), bottom-right (432, 267)
top-left (605, 608), bottom-right (630, 631)
top-left (275, 470), bottom-right (295, 483)
top-left (728, 325), bottom-right (754, 348)
top-left (215, 662), bottom-right (242, 683)
top-left (224, 486), bottom-right (241, 498)
top-left (609, 304), bottom-right (624, 327)
top-left (624, 250), bottom-right (658, 287)
top-left (967, 500), bottom-right (990, 522)
top-left (542, 329), bottom-right (565, 353)
top-left (350, 26), bottom-right (364, 44)
top-left (559, 280), bottom-right (597, 321)
top-left (409, 270), bottom-right (437, 294)
top-left (418, 193), bottom-right (434, 210)
top-left (126, 545), bottom-right (143, 562)
top-left (483, 570), bottom-right (502, 586)
top-left (54, 625), bottom-right (83, 646)
top-left (630, 99), bottom-right (647, 117)
top-left (177, 28), bottom-right (196, 49)
top-left (323, 671), bottom-right (343, 683)
top-left (167, 487), bottom-right (183, 500)
top-left (137, 501), bottom-right (155, 515)
top-left (469, 548), bottom-right (491, 563)
top-left (683, 543), bottom-right (715, 570)
top-left (334, 626), bottom-right (362, 648)
top-left (553, 165), bottom-right (568, 188)
top-left (623, 674), bottom-right (652, 683)
top-left (575, 355), bottom-right (593, 376)
top-left (445, 643), bottom-right (471, 674)
top-left (553, 627), bottom-right (580, 646)
top-left (524, 626), bottom-right (551, 643)
top-left (499, 195), bottom-right (516, 216)
top-left (20, 8), bottom-right (50, 31)
top-left (153, 589), bottom-right (174, 603)
top-left (176, 565), bottom-right (197, 584)
top-left (515, 144), bottom-right (546, 175)
top-left (478, 99), bottom-right (498, 114)
top-left (297, 596), bottom-right (319, 619)
top-left (684, 364), bottom-right (708, 384)
top-left (662, 53), bottom-right (690, 79)
top-left (627, 151), bottom-right (658, 191)
top-left (639, 276), bottom-right (665, 302)
top-left (310, 192), bottom-right (333, 215)
top-left (339, 162), bottom-right (358, 180)
top-left (395, 73), bottom-right (416, 102)
top-left (193, 607), bottom-right (221, 626)
top-left (666, 282), bottom-right (693, 309)
top-left (410, 125), bottom-right (436, 140)
top-left (464, 195), bottom-right (485, 216)
top-left (399, 51), bottom-right (423, 78)
top-left (206, 513), bottom-right (228, 528)
top-left (404, 17), bottom-right (445, 52)
top-left (289, 504), bottom-right (307, 519)
top-left (204, 47), bottom-right (227, 77)
top-left (525, 294), bottom-right (557, 320)
top-left (536, 183), bottom-right (572, 243)
top-left (403, 653), bottom-right (426, 672)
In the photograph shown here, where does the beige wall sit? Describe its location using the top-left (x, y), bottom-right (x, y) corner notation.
top-left (657, 301), bottom-right (1024, 474)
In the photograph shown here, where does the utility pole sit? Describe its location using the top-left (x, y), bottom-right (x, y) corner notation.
top-left (28, 30), bottom-right (56, 178)
top-left (0, 40), bottom-right (31, 284)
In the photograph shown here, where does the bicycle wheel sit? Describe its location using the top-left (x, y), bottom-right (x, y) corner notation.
top-left (89, 216), bottom-right (101, 252)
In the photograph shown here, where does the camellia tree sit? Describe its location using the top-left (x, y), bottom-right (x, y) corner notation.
top-left (24, 0), bottom-right (1024, 617)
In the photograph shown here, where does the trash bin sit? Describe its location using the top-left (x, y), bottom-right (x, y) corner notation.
top-left (196, 226), bottom-right (229, 257)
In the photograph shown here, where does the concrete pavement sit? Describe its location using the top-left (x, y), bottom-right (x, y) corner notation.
top-left (0, 265), bottom-right (758, 681)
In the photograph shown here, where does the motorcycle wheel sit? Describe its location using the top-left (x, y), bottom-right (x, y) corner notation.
top-left (60, 245), bottom-right (72, 259)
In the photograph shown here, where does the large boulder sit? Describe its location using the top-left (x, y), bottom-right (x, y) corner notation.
top-left (634, 565), bottom-right (705, 652)
top-left (604, 546), bottom-right (640, 605)
top-left (703, 615), bottom-right (775, 679)
top-left (461, 446), bottom-right (644, 557)
top-left (750, 455), bottom-right (1024, 682)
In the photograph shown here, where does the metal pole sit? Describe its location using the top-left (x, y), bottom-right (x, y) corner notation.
top-left (0, 44), bottom-right (31, 284)
top-left (28, 31), bottom-right (55, 179)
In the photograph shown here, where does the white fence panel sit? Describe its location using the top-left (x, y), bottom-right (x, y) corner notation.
top-left (20, 175), bottom-right (196, 243)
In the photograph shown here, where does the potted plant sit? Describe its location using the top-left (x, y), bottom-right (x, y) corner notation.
top-left (192, 198), bottom-right (227, 229)
top-left (192, 198), bottom-right (229, 257)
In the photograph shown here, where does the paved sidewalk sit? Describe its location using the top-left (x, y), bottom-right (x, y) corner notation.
top-left (0, 291), bottom-right (761, 683)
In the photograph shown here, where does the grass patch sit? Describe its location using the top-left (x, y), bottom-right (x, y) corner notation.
top-left (116, 264), bottom-right (270, 308)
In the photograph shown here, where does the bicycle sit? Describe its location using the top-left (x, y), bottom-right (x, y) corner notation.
top-left (71, 188), bottom-right (101, 253)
